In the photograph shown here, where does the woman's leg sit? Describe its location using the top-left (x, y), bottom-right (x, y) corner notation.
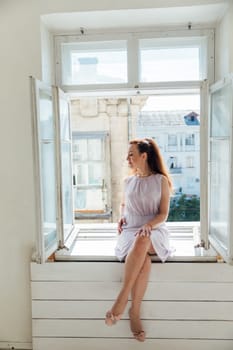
top-left (130, 253), bottom-right (151, 317)
top-left (128, 254), bottom-right (151, 340)
top-left (107, 236), bottom-right (152, 317)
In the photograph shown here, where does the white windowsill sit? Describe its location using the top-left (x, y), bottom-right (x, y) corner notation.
top-left (55, 222), bottom-right (218, 262)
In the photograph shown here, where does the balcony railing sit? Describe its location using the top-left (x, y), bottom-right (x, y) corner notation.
top-left (170, 167), bottom-right (182, 174)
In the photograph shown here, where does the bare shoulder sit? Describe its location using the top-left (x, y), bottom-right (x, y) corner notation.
top-left (160, 175), bottom-right (170, 193)
top-left (160, 174), bottom-right (169, 185)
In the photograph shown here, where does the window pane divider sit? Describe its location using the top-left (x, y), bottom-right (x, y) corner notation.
top-left (200, 79), bottom-right (209, 249)
top-left (128, 34), bottom-right (139, 87)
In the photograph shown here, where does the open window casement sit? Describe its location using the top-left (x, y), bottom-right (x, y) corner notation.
top-left (31, 77), bottom-right (76, 263)
top-left (208, 76), bottom-right (233, 264)
top-left (30, 75), bottom-right (233, 264)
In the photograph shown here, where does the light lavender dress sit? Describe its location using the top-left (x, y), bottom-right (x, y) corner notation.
top-left (115, 174), bottom-right (172, 262)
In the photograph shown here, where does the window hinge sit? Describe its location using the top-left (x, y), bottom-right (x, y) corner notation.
top-left (55, 241), bottom-right (69, 257)
top-left (194, 240), bottom-right (206, 248)
top-left (58, 240), bottom-right (69, 250)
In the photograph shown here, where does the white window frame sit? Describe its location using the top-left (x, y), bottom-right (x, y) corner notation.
top-left (53, 83), bottom-right (209, 262)
top-left (208, 76), bottom-right (233, 264)
top-left (31, 77), bottom-right (77, 263)
top-left (31, 78), bottom-right (211, 262)
top-left (31, 78), bottom-right (59, 262)
top-left (34, 27), bottom-right (233, 263)
top-left (55, 33), bottom-right (131, 91)
top-left (53, 28), bottom-right (212, 257)
top-left (54, 28), bottom-right (214, 92)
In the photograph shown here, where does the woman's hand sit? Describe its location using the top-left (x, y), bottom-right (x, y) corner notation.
top-left (118, 217), bottom-right (126, 234)
top-left (135, 223), bottom-right (152, 237)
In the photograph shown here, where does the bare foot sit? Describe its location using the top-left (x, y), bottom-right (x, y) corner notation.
top-left (105, 310), bottom-right (122, 326)
top-left (105, 298), bottom-right (128, 326)
top-left (128, 308), bottom-right (145, 342)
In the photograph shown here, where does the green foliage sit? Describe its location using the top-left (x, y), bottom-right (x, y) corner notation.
top-left (168, 194), bottom-right (200, 222)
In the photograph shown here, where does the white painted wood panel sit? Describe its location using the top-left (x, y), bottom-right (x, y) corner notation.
top-left (33, 338), bottom-right (233, 350)
top-left (31, 281), bottom-right (233, 301)
top-left (30, 262), bottom-right (233, 350)
top-left (33, 319), bottom-right (233, 339)
top-left (31, 262), bottom-right (233, 282)
top-left (32, 300), bottom-right (233, 320)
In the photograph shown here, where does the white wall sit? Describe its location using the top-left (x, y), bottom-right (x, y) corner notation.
top-left (0, 1), bottom-right (42, 346)
top-left (215, 1), bottom-right (233, 80)
top-left (40, 22), bottom-right (54, 84)
top-left (0, 0), bottom-right (232, 348)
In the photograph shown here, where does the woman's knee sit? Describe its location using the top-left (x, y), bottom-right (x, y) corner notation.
top-left (133, 236), bottom-right (151, 254)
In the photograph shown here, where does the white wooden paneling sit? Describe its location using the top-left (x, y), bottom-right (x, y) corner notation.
top-left (32, 300), bottom-right (233, 320)
top-left (31, 261), bottom-right (233, 350)
top-left (33, 338), bottom-right (233, 350)
top-left (31, 281), bottom-right (233, 301)
top-left (33, 319), bottom-right (233, 339)
top-left (31, 262), bottom-right (233, 282)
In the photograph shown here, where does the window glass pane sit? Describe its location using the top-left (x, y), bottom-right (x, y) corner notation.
top-left (75, 164), bottom-right (88, 185)
top-left (74, 189), bottom-right (105, 210)
top-left (185, 134), bottom-right (195, 151)
top-left (39, 90), bottom-right (54, 139)
top-left (186, 156), bottom-right (194, 168)
top-left (139, 38), bottom-right (200, 82)
top-left (61, 143), bottom-right (73, 237)
top-left (72, 133), bottom-right (109, 214)
top-left (209, 139), bottom-right (229, 250)
top-left (211, 84), bottom-right (232, 137)
top-left (41, 142), bottom-right (57, 250)
top-left (61, 40), bottom-right (127, 85)
top-left (209, 82), bottom-right (232, 255)
top-left (185, 134), bottom-right (195, 145)
top-left (60, 98), bottom-right (70, 140)
top-left (168, 135), bottom-right (177, 146)
top-left (73, 139), bottom-right (87, 161)
top-left (88, 138), bottom-right (103, 160)
top-left (88, 163), bottom-right (103, 185)
top-left (168, 134), bottom-right (177, 151)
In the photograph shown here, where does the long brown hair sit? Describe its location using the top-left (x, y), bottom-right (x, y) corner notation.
top-left (129, 138), bottom-right (173, 193)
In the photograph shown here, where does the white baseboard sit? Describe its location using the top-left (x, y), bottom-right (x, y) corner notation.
top-left (0, 342), bottom-right (32, 350)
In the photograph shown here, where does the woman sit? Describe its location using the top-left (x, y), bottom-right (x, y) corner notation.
top-left (105, 138), bottom-right (173, 342)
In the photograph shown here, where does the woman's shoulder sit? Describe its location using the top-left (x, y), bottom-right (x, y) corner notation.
top-left (124, 175), bottom-right (135, 183)
top-left (123, 174), bottom-right (135, 184)
top-left (152, 173), bottom-right (168, 186)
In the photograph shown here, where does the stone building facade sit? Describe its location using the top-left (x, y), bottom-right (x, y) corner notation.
top-left (70, 96), bottom-right (147, 222)
top-left (71, 98), bottom-right (200, 222)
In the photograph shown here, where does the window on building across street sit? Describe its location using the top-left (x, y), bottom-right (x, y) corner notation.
top-left (168, 134), bottom-right (178, 150)
top-left (185, 134), bottom-right (195, 146)
top-left (72, 132), bottom-right (111, 219)
top-left (186, 156), bottom-right (194, 168)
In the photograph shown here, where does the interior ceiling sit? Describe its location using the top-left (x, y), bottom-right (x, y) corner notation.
top-left (42, 3), bottom-right (228, 33)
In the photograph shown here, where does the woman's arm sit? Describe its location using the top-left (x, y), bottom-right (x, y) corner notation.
top-left (148, 175), bottom-right (170, 229)
top-left (117, 192), bottom-right (126, 234)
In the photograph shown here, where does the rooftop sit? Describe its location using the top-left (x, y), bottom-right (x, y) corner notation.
top-left (138, 110), bottom-right (200, 127)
